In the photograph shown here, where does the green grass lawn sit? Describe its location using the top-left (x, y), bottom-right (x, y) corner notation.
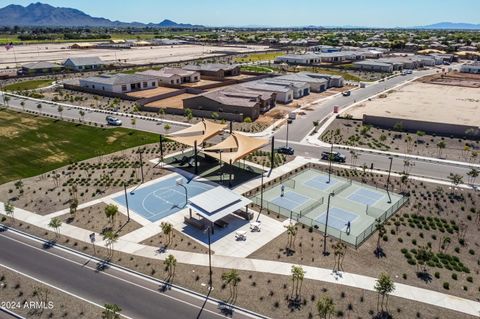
top-left (4, 80), bottom-right (54, 91)
top-left (240, 65), bottom-right (274, 73)
top-left (234, 52), bottom-right (284, 63)
top-left (0, 110), bottom-right (159, 184)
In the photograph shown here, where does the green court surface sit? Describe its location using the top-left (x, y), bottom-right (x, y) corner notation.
top-left (253, 169), bottom-right (408, 247)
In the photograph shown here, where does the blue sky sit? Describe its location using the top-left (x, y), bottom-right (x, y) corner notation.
top-left (2, 0), bottom-right (479, 27)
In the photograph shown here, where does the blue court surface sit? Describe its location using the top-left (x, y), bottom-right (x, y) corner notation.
top-left (270, 191), bottom-right (310, 211)
top-left (315, 207), bottom-right (358, 231)
top-left (113, 175), bottom-right (214, 222)
top-left (347, 188), bottom-right (384, 206)
top-left (304, 175), bottom-right (337, 190)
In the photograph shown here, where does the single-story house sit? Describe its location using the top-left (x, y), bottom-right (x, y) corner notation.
top-left (183, 86), bottom-right (276, 121)
top-left (137, 68), bottom-right (200, 85)
top-left (274, 54), bottom-right (320, 65)
top-left (64, 57), bottom-right (107, 71)
top-left (353, 60), bottom-right (394, 73)
top-left (460, 63), bottom-right (480, 74)
top-left (20, 61), bottom-right (64, 75)
top-left (240, 81), bottom-right (294, 104)
top-left (297, 72), bottom-right (344, 88)
top-left (183, 63), bottom-right (240, 79)
top-left (317, 51), bottom-right (365, 63)
top-left (261, 79), bottom-right (310, 99)
top-left (79, 73), bottom-right (158, 93)
top-left (275, 73), bottom-right (328, 92)
top-left (70, 43), bottom-right (96, 49)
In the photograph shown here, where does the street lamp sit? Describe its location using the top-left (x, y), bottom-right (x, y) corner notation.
top-left (258, 164), bottom-right (265, 221)
top-left (176, 178), bottom-right (188, 207)
top-left (123, 183), bottom-right (130, 222)
top-left (204, 225), bottom-right (213, 290)
top-left (386, 156), bottom-right (393, 203)
top-left (323, 192), bottom-right (334, 256)
top-left (285, 119), bottom-right (292, 148)
top-left (138, 149), bottom-right (144, 184)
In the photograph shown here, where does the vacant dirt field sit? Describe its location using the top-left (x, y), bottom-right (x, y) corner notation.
top-left (346, 82), bottom-right (480, 127)
top-left (0, 43), bottom-right (272, 69)
top-left (126, 86), bottom-right (179, 98)
top-left (420, 72), bottom-right (480, 88)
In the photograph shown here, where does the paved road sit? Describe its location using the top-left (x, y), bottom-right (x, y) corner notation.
top-left (0, 92), bottom-right (186, 135)
top-left (0, 230), bottom-right (261, 319)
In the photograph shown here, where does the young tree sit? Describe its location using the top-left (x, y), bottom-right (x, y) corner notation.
top-left (316, 294), bottom-right (335, 319)
top-left (102, 304), bottom-right (121, 319)
top-left (164, 254), bottom-right (177, 280)
top-left (290, 265), bottom-right (305, 298)
top-left (374, 219), bottom-right (386, 257)
top-left (14, 180), bottom-right (24, 197)
top-left (436, 141), bottom-right (446, 158)
top-left (104, 204), bottom-right (119, 228)
top-left (48, 217), bottom-right (62, 238)
top-left (79, 110), bottom-right (85, 122)
top-left (164, 123), bottom-right (171, 134)
top-left (467, 168), bottom-right (479, 185)
top-left (130, 118), bottom-right (136, 129)
top-left (221, 269), bottom-right (241, 302)
top-left (3, 201), bottom-right (14, 221)
top-left (374, 272), bottom-right (395, 312)
top-left (286, 224), bottom-right (297, 249)
top-left (57, 105), bottom-right (64, 119)
top-left (103, 230), bottom-right (119, 257)
top-left (184, 108), bottom-right (193, 121)
top-left (160, 222), bottom-right (173, 246)
top-left (333, 242), bottom-right (347, 273)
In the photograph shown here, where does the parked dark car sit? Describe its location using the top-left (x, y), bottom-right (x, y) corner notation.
top-left (277, 146), bottom-right (294, 155)
top-left (342, 91), bottom-right (351, 96)
top-left (321, 151), bottom-right (346, 163)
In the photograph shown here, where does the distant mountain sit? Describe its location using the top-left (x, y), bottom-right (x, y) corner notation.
top-left (415, 22), bottom-right (480, 30)
top-left (0, 2), bottom-right (202, 28)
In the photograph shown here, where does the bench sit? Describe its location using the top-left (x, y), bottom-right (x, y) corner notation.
top-left (214, 219), bottom-right (229, 228)
top-left (234, 210), bottom-right (254, 221)
top-left (184, 216), bottom-right (204, 230)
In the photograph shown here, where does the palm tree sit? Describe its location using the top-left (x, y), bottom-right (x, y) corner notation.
top-left (286, 224), bottom-right (297, 249)
top-left (103, 230), bottom-right (119, 257)
top-left (160, 222), bottom-right (174, 246)
top-left (102, 304), bottom-right (121, 319)
top-left (374, 219), bottom-right (386, 257)
top-left (317, 294), bottom-right (335, 319)
top-left (467, 168), bottom-right (479, 185)
top-left (436, 141), bottom-right (446, 158)
top-left (3, 201), bottom-right (14, 221)
top-left (164, 254), bottom-right (177, 280)
top-left (400, 173), bottom-right (409, 192)
top-left (48, 217), bottom-right (62, 238)
top-left (79, 110), bottom-right (85, 122)
top-left (374, 272), bottom-right (395, 312)
top-left (290, 265), bottom-right (305, 298)
top-left (333, 242), bottom-right (347, 272)
top-left (57, 105), bottom-right (64, 119)
top-left (104, 204), bottom-right (119, 229)
top-left (221, 269), bottom-right (241, 302)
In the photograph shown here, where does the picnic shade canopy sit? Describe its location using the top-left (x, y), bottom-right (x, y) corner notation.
top-left (167, 120), bottom-right (227, 147)
top-left (187, 186), bottom-right (252, 223)
top-left (202, 132), bottom-right (269, 164)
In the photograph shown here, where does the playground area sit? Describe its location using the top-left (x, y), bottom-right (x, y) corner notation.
top-left (252, 169), bottom-right (407, 247)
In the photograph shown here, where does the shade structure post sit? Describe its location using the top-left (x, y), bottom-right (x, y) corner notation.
top-left (270, 136), bottom-right (275, 169)
top-left (159, 134), bottom-right (164, 162)
top-left (194, 140), bottom-right (198, 175)
top-left (229, 120), bottom-right (233, 134)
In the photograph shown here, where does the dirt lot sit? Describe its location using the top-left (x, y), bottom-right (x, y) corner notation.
top-left (59, 202), bottom-right (142, 237)
top-left (0, 142), bottom-right (181, 215)
top-left (140, 228), bottom-right (210, 254)
top-left (144, 93), bottom-right (197, 110)
top-left (420, 71), bottom-right (480, 88)
top-left (321, 118), bottom-right (480, 161)
top-left (345, 82), bottom-right (480, 127)
top-left (180, 79), bottom-right (223, 88)
top-left (0, 266), bottom-right (102, 318)
top-left (126, 86), bottom-right (180, 98)
top-left (0, 43), bottom-right (271, 69)
top-left (249, 165), bottom-right (480, 302)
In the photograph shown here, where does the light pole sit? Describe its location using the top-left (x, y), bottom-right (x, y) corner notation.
top-left (323, 192), bottom-right (334, 256)
top-left (176, 178), bottom-right (188, 207)
top-left (258, 164), bottom-right (265, 221)
top-left (123, 183), bottom-right (130, 222)
top-left (386, 156), bottom-right (393, 203)
top-left (203, 225), bottom-right (213, 290)
top-left (285, 119), bottom-right (292, 147)
top-left (139, 149), bottom-right (144, 184)
top-left (327, 143), bottom-right (334, 184)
